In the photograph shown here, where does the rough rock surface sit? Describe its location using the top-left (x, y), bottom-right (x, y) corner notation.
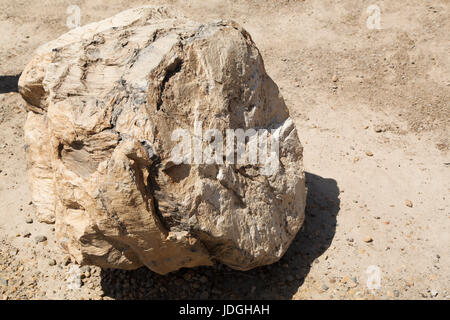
top-left (18, 6), bottom-right (306, 274)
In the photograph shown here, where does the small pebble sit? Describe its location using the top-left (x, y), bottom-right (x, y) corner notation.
top-left (48, 259), bottom-right (56, 266)
top-left (405, 200), bottom-right (413, 208)
top-left (366, 151), bottom-right (374, 157)
top-left (34, 235), bottom-right (47, 243)
top-left (25, 217), bottom-right (33, 224)
top-left (364, 236), bottom-right (373, 243)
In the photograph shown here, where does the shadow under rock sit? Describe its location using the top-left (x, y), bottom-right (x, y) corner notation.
top-left (100, 172), bottom-right (340, 300)
top-left (0, 74), bottom-right (20, 94)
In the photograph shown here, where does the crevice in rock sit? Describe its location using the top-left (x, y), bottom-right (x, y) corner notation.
top-left (145, 159), bottom-right (193, 234)
top-left (156, 57), bottom-right (183, 111)
top-left (190, 229), bottom-right (253, 269)
top-left (145, 157), bottom-right (170, 232)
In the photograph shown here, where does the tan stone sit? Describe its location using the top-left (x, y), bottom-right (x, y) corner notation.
top-left (18, 6), bottom-right (306, 274)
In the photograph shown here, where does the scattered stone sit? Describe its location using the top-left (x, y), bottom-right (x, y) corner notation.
top-left (344, 276), bottom-right (358, 288)
top-left (365, 151), bottom-right (374, 157)
top-left (394, 290), bottom-right (400, 297)
top-left (430, 289), bottom-right (438, 297)
top-left (183, 273), bottom-right (192, 281)
top-left (0, 278), bottom-right (8, 286)
top-left (373, 124), bottom-right (389, 133)
top-left (34, 235), bottom-right (47, 243)
top-left (62, 256), bottom-right (71, 266)
top-left (48, 259), bottom-right (56, 266)
top-left (321, 284), bottom-right (329, 291)
top-left (25, 217), bottom-right (33, 224)
top-left (364, 236), bottom-right (373, 243)
top-left (405, 200), bottom-right (413, 208)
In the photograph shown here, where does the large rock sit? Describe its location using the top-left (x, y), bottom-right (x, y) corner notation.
top-left (19, 6), bottom-right (306, 274)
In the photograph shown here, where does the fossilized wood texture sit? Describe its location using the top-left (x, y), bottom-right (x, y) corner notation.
top-left (19, 6), bottom-right (306, 274)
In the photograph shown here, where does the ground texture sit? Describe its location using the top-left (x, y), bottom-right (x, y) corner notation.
top-left (0, 0), bottom-right (448, 300)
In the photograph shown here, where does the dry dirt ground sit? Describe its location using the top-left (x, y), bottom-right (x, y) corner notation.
top-left (0, 0), bottom-right (449, 300)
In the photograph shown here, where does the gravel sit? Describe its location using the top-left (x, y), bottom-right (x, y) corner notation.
top-left (34, 235), bottom-right (47, 243)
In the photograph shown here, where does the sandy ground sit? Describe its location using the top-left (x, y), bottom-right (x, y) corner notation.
top-left (0, 0), bottom-right (448, 300)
